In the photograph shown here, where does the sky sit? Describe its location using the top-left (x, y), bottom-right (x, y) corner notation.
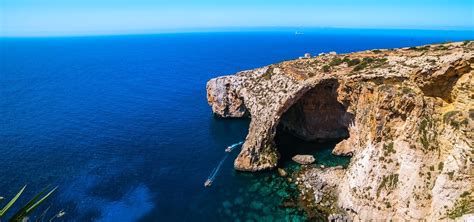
top-left (0, 0), bottom-right (473, 36)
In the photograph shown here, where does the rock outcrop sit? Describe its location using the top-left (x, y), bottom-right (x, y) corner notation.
top-left (206, 76), bottom-right (249, 117)
top-left (206, 41), bottom-right (474, 220)
top-left (292, 155), bottom-right (316, 165)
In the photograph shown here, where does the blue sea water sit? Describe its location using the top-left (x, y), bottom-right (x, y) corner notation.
top-left (0, 29), bottom-right (472, 221)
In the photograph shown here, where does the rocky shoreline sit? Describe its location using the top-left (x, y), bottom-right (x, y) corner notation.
top-left (207, 41), bottom-right (473, 220)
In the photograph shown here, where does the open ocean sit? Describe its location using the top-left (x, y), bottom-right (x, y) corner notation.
top-left (1, 29), bottom-right (472, 221)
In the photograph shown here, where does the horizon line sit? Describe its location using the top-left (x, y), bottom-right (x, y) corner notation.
top-left (1, 26), bottom-right (473, 38)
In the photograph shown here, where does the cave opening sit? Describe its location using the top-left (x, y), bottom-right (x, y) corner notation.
top-left (275, 79), bottom-right (353, 167)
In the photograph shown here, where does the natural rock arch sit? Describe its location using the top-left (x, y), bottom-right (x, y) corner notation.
top-left (234, 78), bottom-right (354, 171)
top-left (277, 79), bottom-right (353, 141)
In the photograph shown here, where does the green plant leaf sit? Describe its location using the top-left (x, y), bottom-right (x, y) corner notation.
top-left (0, 185), bottom-right (26, 217)
top-left (9, 186), bottom-right (57, 222)
top-left (26, 187), bottom-right (57, 214)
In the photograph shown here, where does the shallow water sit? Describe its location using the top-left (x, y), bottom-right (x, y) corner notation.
top-left (0, 29), bottom-right (472, 221)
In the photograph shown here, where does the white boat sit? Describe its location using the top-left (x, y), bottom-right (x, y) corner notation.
top-left (225, 141), bottom-right (244, 152)
top-left (204, 179), bottom-right (212, 187)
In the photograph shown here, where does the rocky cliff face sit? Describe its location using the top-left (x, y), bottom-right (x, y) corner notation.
top-left (206, 41), bottom-right (473, 220)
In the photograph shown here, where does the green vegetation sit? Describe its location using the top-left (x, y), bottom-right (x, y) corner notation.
top-left (329, 57), bottom-right (343, 66)
top-left (443, 111), bottom-right (467, 130)
top-left (435, 45), bottom-right (449, 50)
top-left (362, 57), bottom-right (374, 63)
top-left (438, 162), bottom-right (444, 171)
top-left (443, 111), bottom-right (460, 122)
top-left (378, 84), bottom-right (393, 92)
top-left (446, 192), bottom-right (473, 219)
top-left (463, 40), bottom-right (471, 45)
top-left (372, 49), bottom-right (382, 53)
top-left (383, 142), bottom-right (396, 156)
top-left (408, 45), bottom-right (430, 51)
top-left (400, 86), bottom-right (414, 95)
top-left (322, 65), bottom-right (331, 72)
top-left (351, 57), bottom-right (388, 72)
top-left (376, 174), bottom-right (399, 198)
top-left (460, 191), bottom-right (470, 198)
top-left (353, 62), bottom-right (368, 71)
top-left (261, 67), bottom-right (273, 80)
top-left (418, 119), bottom-right (429, 150)
top-left (346, 58), bottom-right (360, 66)
top-left (0, 185), bottom-right (57, 222)
top-left (447, 171), bottom-right (454, 180)
top-left (418, 117), bottom-right (439, 152)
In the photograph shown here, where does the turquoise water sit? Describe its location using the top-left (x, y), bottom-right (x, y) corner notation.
top-left (0, 29), bottom-right (472, 221)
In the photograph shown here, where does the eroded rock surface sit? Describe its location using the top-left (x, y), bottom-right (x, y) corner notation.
top-left (206, 41), bottom-right (474, 220)
top-left (206, 75), bottom-right (249, 117)
top-left (292, 155), bottom-right (316, 165)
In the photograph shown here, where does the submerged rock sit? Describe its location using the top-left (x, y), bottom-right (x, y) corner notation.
top-left (249, 201), bottom-right (264, 210)
top-left (258, 186), bottom-right (272, 196)
top-left (248, 182), bottom-right (261, 192)
top-left (277, 168), bottom-right (288, 177)
top-left (292, 155), bottom-right (316, 165)
top-left (233, 197), bottom-right (244, 205)
top-left (222, 200), bottom-right (233, 209)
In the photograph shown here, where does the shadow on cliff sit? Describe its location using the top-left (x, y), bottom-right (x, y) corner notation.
top-left (275, 79), bottom-right (354, 165)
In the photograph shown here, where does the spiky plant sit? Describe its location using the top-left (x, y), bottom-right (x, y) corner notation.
top-left (0, 185), bottom-right (57, 222)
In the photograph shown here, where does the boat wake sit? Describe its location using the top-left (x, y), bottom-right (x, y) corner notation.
top-left (205, 141), bottom-right (244, 187)
top-left (204, 153), bottom-right (229, 187)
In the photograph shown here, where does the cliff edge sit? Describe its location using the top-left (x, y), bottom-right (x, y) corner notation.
top-left (206, 41), bottom-right (473, 220)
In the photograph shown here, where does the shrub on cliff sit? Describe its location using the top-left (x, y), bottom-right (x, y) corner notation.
top-left (329, 57), bottom-right (343, 66)
top-left (352, 62), bottom-right (367, 71)
top-left (322, 65), bottom-right (331, 72)
top-left (346, 58), bottom-right (360, 66)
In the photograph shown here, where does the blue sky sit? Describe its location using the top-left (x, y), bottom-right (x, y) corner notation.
top-left (1, 0), bottom-right (473, 36)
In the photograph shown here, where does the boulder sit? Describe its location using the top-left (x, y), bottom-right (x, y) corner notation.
top-left (292, 155), bottom-right (315, 165)
top-left (277, 168), bottom-right (288, 177)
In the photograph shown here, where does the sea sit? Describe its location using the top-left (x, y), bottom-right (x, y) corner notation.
top-left (1, 28), bottom-right (472, 221)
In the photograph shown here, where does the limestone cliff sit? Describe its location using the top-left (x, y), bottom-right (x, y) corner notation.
top-left (206, 41), bottom-right (473, 220)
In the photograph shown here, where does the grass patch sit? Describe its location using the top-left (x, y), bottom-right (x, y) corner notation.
top-left (377, 174), bottom-right (399, 198)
